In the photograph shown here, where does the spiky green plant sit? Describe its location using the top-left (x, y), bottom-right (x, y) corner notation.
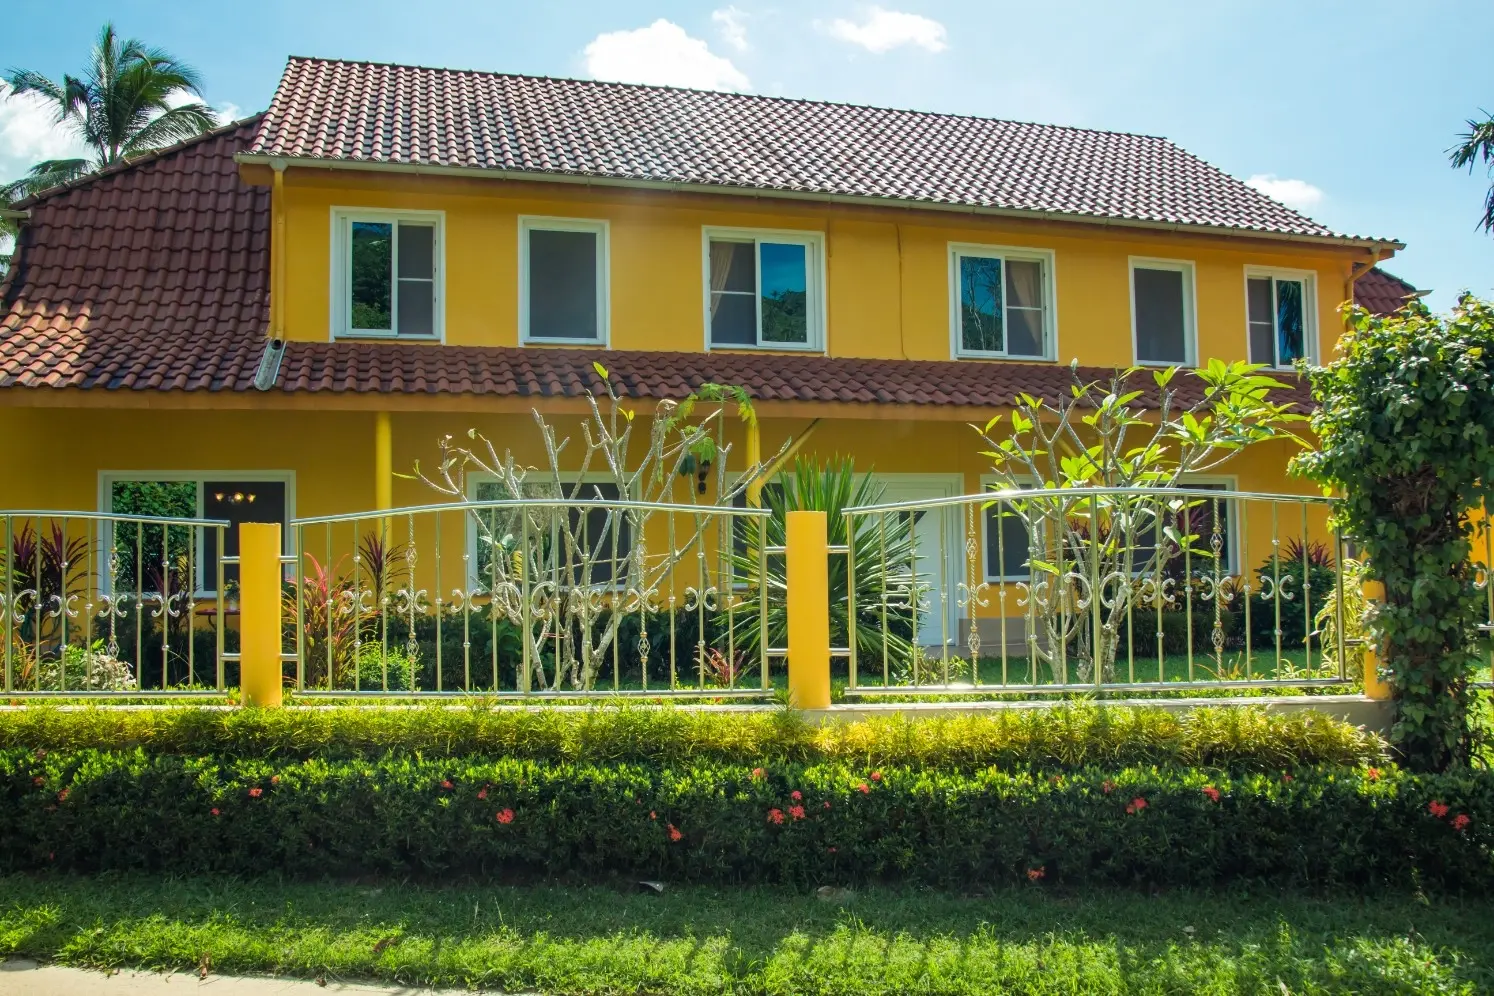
top-left (730, 457), bottom-right (918, 675)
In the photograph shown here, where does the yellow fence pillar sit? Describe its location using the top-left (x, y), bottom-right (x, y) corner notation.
top-left (1361, 579), bottom-right (1391, 701)
top-left (786, 510), bottom-right (831, 710)
top-left (375, 411), bottom-right (393, 511)
top-left (239, 522), bottom-right (284, 708)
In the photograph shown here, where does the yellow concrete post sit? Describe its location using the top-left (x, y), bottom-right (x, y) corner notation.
top-left (786, 510), bottom-right (831, 710)
top-left (1361, 579), bottom-right (1391, 701)
top-left (374, 411), bottom-right (393, 511)
top-left (239, 522), bottom-right (284, 708)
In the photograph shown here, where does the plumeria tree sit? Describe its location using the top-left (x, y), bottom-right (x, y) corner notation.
top-left (975, 359), bottom-right (1306, 682)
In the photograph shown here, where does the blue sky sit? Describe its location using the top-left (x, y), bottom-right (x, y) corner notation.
top-left (3, 0), bottom-right (1492, 311)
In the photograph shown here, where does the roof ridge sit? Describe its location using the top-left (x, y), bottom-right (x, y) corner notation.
top-left (278, 55), bottom-right (1172, 142)
top-left (12, 113), bottom-right (266, 209)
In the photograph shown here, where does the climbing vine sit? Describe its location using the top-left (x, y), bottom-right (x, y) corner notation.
top-left (1294, 296), bottom-right (1494, 770)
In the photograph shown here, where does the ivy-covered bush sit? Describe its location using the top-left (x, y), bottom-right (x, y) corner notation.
top-left (1296, 298), bottom-right (1494, 770)
top-left (0, 750), bottom-right (1486, 891)
top-left (0, 704), bottom-right (1385, 770)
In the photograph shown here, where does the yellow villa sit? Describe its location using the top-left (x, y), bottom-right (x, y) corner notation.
top-left (0, 58), bottom-right (1418, 692)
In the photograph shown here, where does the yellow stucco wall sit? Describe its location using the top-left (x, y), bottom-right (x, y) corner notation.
top-left (270, 168), bottom-right (1368, 367)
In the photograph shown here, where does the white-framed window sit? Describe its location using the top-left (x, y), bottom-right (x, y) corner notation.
top-left (1130, 258), bottom-right (1196, 365)
top-left (520, 216), bottom-right (610, 345)
top-left (949, 244), bottom-right (1056, 360)
top-left (979, 477), bottom-right (1036, 582)
top-left (464, 475), bottom-right (634, 589)
top-left (703, 228), bottom-right (825, 351)
top-left (99, 471), bottom-right (295, 593)
top-left (1246, 268), bottom-right (1316, 368)
top-left (330, 208), bottom-right (443, 340)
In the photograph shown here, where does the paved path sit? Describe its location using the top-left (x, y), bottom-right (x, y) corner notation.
top-left (0, 960), bottom-right (484, 995)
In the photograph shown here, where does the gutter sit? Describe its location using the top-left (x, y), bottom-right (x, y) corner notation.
top-left (233, 153), bottom-right (1405, 254)
top-left (254, 161), bottom-right (288, 392)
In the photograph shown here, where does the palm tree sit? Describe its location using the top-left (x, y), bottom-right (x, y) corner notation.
top-left (1450, 111), bottom-right (1494, 232)
top-left (1, 22), bottom-right (217, 202)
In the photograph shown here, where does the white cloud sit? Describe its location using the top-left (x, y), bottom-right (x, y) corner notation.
top-left (0, 83), bottom-right (91, 187)
top-left (712, 6), bottom-right (750, 52)
top-left (583, 19), bottom-right (750, 91)
top-left (1245, 174), bottom-right (1324, 212)
top-left (824, 7), bottom-right (948, 54)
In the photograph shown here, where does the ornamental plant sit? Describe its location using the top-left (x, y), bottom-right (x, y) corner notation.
top-left (1295, 296), bottom-right (1494, 770)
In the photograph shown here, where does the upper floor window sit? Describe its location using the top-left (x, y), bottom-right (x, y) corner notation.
top-left (521, 217), bottom-right (609, 345)
top-left (705, 229), bottom-right (823, 350)
top-left (1130, 258), bottom-right (1196, 365)
top-left (332, 209), bottom-right (441, 339)
top-left (1247, 269), bottom-right (1315, 368)
top-left (949, 245), bottom-right (1054, 359)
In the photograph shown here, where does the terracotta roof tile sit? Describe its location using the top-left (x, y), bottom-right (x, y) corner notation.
top-left (248, 57), bottom-right (1389, 243)
top-left (1353, 267), bottom-right (1421, 316)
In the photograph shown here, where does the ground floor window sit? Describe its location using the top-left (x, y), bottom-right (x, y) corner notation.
top-left (102, 474), bottom-right (293, 591)
top-left (467, 478), bottom-right (635, 588)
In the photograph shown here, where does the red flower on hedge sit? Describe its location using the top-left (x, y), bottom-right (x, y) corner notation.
top-left (1429, 801), bottom-right (1450, 819)
top-left (32, 776), bottom-right (44, 787)
top-left (271, 775), bottom-right (280, 786)
top-left (650, 811), bottom-right (657, 820)
top-left (668, 824), bottom-right (683, 842)
top-left (871, 771), bottom-right (882, 782)
top-left (789, 805), bottom-right (806, 820)
top-left (441, 780), bottom-right (454, 790)
top-left (56, 789), bottom-right (68, 802)
top-left (1102, 780), bottom-right (1116, 795)
top-left (823, 801), bottom-right (831, 810)
top-left (1126, 797), bottom-right (1148, 815)
top-left (751, 768), bottom-right (766, 780)
top-left (828, 846), bottom-right (838, 854)
top-left (248, 787), bottom-right (263, 799)
top-left (1202, 786), bottom-right (1220, 803)
top-left (1452, 814), bottom-right (1471, 832)
top-left (791, 790), bottom-right (803, 801)
top-left (767, 808), bottom-right (785, 825)
top-left (856, 783), bottom-right (870, 795)
top-left (1027, 867), bottom-right (1046, 882)
top-left (496, 809), bottom-right (515, 824)
top-left (210, 808), bottom-right (220, 817)
top-left (477, 787), bottom-right (488, 800)
top-left (1281, 773), bottom-right (1294, 783)
top-left (1365, 767), bottom-right (1381, 782)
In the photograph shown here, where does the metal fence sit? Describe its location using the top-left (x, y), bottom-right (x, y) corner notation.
top-left (287, 498), bottom-right (774, 697)
top-left (0, 511), bottom-right (232, 695)
top-left (842, 486), bottom-right (1353, 696)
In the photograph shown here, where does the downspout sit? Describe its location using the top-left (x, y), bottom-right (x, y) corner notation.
top-left (253, 162), bottom-right (288, 390)
top-left (759, 419), bottom-right (824, 482)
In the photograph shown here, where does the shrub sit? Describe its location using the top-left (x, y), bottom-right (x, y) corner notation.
top-left (0, 704), bottom-right (1386, 770)
top-left (0, 750), bottom-right (1485, 891)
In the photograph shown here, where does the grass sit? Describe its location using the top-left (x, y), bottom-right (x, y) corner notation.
top-left (1, 874), bottom-right (1491, 994)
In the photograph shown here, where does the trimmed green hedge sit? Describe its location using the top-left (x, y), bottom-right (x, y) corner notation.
top-left (0, 704), bottom-right (1385, 770)
top-left (2, 749), bottom-right (1486, 891)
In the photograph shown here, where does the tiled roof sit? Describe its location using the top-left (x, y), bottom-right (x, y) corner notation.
top-left (0, 102), bottom-right (1312, 412)
top-left (0, 116), bottom-right (270, 390)
top-left (247, 57), bottom-right (1391, 245)
top-left (1353, 267), bottom-right (1422, 316)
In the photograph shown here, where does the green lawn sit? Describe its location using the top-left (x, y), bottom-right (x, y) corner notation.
top-left (2, 874), bottom-right (1491, 995)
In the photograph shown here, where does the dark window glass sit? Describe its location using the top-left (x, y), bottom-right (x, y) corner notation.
top-left (350, 222), bottom-right (392, 331)
top-left (527, 228), bottom-right (599, 340)
top-left (203, 481), bottom-right (288, 588)
top-left (396, 223), bottom-right (434, 337)
top-left (1137, 484), bottom-right (1233, 574)
top-left (1133, 266), bottom-right (1188, 363)
top-left (473, 480), bottom-right (632, 586)
top-left (1004, 259), bottom-right (1045, 357)
top-left (958, 255), bottom-right (1004, 352)
top-left (983, 499), bottom-right (1032, 579)
top-left (759, 242), bottom-right (808, 343)
top-left (1276, 279), bottom-right (1305, 364)
top-left (1247, 277), bottom-right (1275, 365)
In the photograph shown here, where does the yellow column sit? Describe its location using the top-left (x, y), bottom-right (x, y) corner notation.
top-left (375, 411), bottom-right (393, 510)
top-left (239, 522), bottom-right (283, 708)
top-left (786, 510), bottom-right (831, 710)
top-left (1362, 579), bottom-right (1391, 700)
top-left (745, 420), bottom-right (763, 507)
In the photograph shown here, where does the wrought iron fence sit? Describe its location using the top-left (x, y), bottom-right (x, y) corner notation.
top-left (288, 498), bottom-right (774, 697)
top-left (0, 511), bottom-right (232, 695)
top-left (842, 486), bottom-right (1353, 695)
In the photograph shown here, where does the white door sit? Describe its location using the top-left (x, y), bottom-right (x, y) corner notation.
top-left (872, 475), bottom-right (963, 650)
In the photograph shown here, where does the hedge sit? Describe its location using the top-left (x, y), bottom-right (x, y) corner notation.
top-left (2, 749), bottom-right (1487, 891)
top-left (0, 704), bottom-right (1386, 770)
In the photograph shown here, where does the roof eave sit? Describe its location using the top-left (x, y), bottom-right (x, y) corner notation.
top-left (234, 152), bottom-right (1405, 253)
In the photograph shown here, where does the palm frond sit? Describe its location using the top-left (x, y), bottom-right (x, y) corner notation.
top-left (120, 103), bottom-right (218, 157)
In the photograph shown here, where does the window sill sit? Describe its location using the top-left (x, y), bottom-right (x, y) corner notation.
top-left (1135, 358), bottom-right (1194, 368)
top-left (333, 332), bottom-right (442, 343)
top-left (521, 337), bottom-right (610, 348)
top-left (954, 352), bottom-right (1055, 363)
top-left (707, 342), bottom-right (823, 353)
